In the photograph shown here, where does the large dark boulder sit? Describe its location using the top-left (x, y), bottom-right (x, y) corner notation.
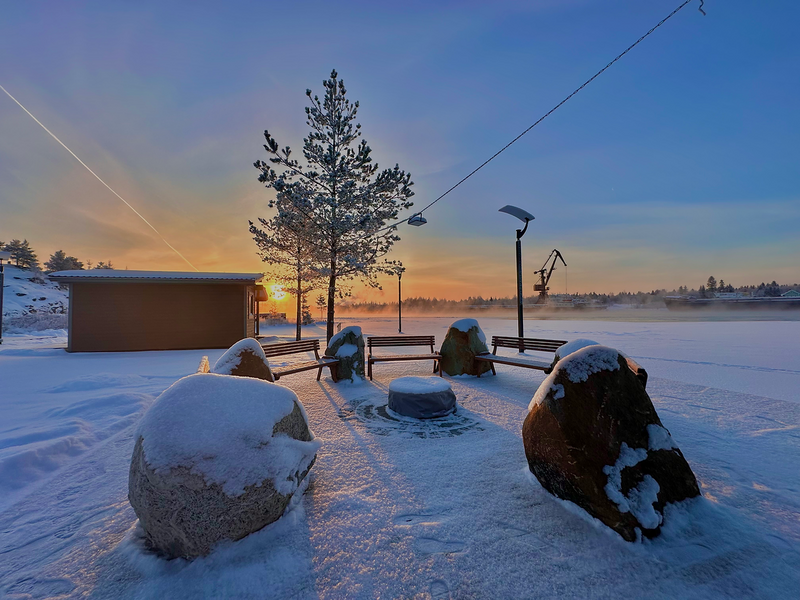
top-left (523, 345), bottom-right (698, 541)
top-left (439, 319), bottom-right (492, 377)
top-left (324, 326), bottom-right (365, 382)
top-left (212, 338), bottom-right (274, 382)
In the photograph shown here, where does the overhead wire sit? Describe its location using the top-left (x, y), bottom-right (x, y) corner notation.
top-left (376, 0), bottom-right (701, 235)
top-left (0, 84), bottom-right (199, 271)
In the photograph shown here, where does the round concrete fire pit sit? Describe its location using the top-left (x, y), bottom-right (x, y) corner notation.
top-left (387, 376), bottom-right (456, 419)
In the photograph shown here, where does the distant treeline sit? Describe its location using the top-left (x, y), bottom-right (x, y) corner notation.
top-left (0, 239), bottom-right (113, 272)
top-left (342, 278), bottom-right (799, 312)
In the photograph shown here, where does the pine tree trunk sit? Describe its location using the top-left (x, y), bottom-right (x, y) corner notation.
top-left (326, 257), bottom-right (336, 343)
top-left (296, 267), bottom-right (302, 341)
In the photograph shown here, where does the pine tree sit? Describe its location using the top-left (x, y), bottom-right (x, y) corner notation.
top-left (94, 261), bottom-right (114, 270)
top-left (44, 250), bottom-right (84, 272)
top-left (250, 203), bottom-right (325, 340)
top-left (316, 294), bottom-right (326, 319)
top-left (4, 239), bottom-right (39, 270)
top-left (301, 295), bottom-right (314, 325)
top-left (706, 276), bottom-right (717, 294)
top-left (254, 69), bottom-right (414, 341)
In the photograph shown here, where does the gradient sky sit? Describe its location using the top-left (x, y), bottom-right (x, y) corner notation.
top-left (1, 0), bottom-right (798, 305)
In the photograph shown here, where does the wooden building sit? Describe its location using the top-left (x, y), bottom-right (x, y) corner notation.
top-left (49, 270), bottom-right (263, 352)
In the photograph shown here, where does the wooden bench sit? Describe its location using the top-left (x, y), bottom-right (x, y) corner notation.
top-left (198, 339), bottom-right (339, 381)
top-left (367, 335), bottom-right (442, 380)
top-left (261, 339), bottom-right (340, 382)
top-left (474, 336), bottom-right (567, 376)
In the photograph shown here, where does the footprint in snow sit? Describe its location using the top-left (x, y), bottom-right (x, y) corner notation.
top-left (415, 537), bottom-right (466, 555)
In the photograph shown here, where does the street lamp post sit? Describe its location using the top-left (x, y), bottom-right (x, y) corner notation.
top-left (0, 250), bottom-right (11, 345)
top-left (398, 271), bottom-right (403, 334)
top-left (499, 205), bottom-right (535, 346)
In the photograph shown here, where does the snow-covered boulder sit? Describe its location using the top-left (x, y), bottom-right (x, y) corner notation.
top-left (324, 326), bottom-right (364, 382)
top-left (546, 339), bottom-right (648, 388)
top-left (545, 338), bottom-right (599, 373)
top-left (388, 376), bottom-right (456, 419)
top-left (439, 319), bottom-right (492, 377)
top-left (523, 345), bottom-right (698, 541)
top-left (128, 373), bottom-right (320, 559)
top-left (212, 338), bottom-right (274, 382)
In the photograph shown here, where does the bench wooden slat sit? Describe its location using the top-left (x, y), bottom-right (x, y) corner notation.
top-left (273, 357), bottom-right (339, 379)
top-left (258, 338), bottom-right (339, 382)
top-left (475, 335), bottom-right (567, 377)
top-left (369, 353), bottom-right (442, 362)
top-left (260, 339), bottom-right (321, 357)
top-left (475, 353), bottom-right (549, 371)
top-left (491, 336), bottom-right (567, 353)
top-left (366, 335), bottom-right (440, 379)
top-left (367, 336), bottom-right (435, 347)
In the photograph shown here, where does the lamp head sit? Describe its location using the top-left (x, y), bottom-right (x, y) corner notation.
top-left (498, 205), bottom-right (535, 223)
top-left (408, 213), bottom-right (427, 226)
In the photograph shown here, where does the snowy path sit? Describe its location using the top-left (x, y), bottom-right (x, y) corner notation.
top-left (1, 318), bottom-right (799, 598)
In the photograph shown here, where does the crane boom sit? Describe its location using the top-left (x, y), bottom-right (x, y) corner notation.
top-left (533, 249), bottom-right (567, 304)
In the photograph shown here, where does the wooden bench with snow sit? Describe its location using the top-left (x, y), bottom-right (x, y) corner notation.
top-left (367, 335), bottom-right (442, 380)
top-left (260, 339), bottom-right (340, 382)
top-left (474, 335), bottom-right (568, 376)
top-left (198, 339), bottom-right (339, 382)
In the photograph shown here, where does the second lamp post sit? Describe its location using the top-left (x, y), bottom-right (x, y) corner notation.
top-left (499, 205), bottom-right (535, 342)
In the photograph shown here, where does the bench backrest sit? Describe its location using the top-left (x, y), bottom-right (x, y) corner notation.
top-left (491, 336), bottom-right (567, 354)
top-left (367, 335), bottom-right (435, 350)
top-left (260, 338), bottom-right (321, 359)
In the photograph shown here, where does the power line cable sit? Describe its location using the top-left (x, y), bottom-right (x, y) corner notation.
top-left (377, 0), bottom-right (701, 234)
top-left (0, 84), bottom-right (199, 271)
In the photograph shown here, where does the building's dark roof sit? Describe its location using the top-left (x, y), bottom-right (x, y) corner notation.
top-left (49, 270), bottom-right (264, 284)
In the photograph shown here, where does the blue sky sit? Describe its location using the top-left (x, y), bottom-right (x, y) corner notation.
top-left (1, 0), bottom-right (798, 299)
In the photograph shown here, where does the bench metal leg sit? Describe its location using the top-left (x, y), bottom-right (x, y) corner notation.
top-left (317, 366), bottom-right (323, 381)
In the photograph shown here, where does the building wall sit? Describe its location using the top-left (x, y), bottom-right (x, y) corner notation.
top-left (69, 282), bottom-right (249, 352)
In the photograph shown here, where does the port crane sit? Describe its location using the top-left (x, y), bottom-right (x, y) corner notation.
top-left (533, 249), bottom-right (567, 304)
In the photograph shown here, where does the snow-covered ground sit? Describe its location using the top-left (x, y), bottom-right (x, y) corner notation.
top-left (0, 316), bottom-right (798, 598)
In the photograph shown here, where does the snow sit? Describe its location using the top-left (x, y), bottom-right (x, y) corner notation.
top-left (529, 344), bottom-right (621, 409)
top-left (48, 270), bottom-right (263, 282)
top-left (388, 376), bottom-right (452, 395)
top-left (626, 475), bottom-right (662, 530)
top-left (1, 265), bottom-right (68, 319)
top-left (211, 338), bottom-right (268, 375)
top-left (603, 442), bottom-right (648, 512)
top-left (560, 344), bottom-right (621, 383)
top-left (137, 373), bottom-right (320, 496)
top-left (327, 325), bottom-right (362, 348)
top-left (647, 423), bottom-right (679, 451)
top-left (335, 343), bottom-right (358, 357)
top-left (449, 318), bottom-right (487, 343)
top-left (1, 316), bottom-right (799, 598)
top-left (553, 337), bottom-right (599, 360)
top-left (530, 378), bottom-right (564, 409)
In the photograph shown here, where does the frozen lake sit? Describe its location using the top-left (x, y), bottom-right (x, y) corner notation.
top-left (0, 316), bottom-right (798, 598)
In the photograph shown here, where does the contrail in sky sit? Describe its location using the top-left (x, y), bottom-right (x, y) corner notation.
top-left (0, 84), bottom-right (199, 271)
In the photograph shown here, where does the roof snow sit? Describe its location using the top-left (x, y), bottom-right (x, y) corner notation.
top-left (49, 270), bottom-right (263, 283)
